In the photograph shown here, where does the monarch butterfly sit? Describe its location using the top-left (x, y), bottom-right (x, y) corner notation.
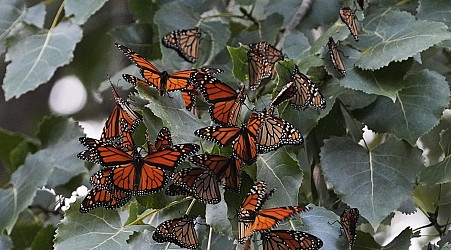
top-left (152, 216), bottom-right (199, 249)
top-left (78, 137), bottom-right (199, 195)
top-left (339, 208), bottom-right (359, 247)
top-left (248, 42), bottom-right (285, 90)
top-left (103, 82), bottom-right (142, 151)
top-left (271, 66), bottom-right (326, 110)
top-left (194, 116), bottom-right (262, 165)
top-left (238, 182), bottom-right (310, 243)
top-left (162, 27), bottom-right (202, 63)
top-left (146, 127), bottom-right (173, 153)
top-left (327, 37), bottom-right (346, 75)
top-left (249, 111), bottom-right (304, 154)
top-left (123, 68), bottom-right (222, 112)
top-left (190, 154), bottom-right (243, 191)
top-left (261, 230), bottom-right (323, 250)
top-left (116, 43), bottom-right (219, 96)
top-left (166, 167), bottom-right (221, 204)
top-left (339, 7), bottom-right (359, 41)
top-left (80, 185), bottom-right (133, 213)
top-left (191, 72), bottom-right (246, 126)
top-left (238, 181), bottom-right (274, 243)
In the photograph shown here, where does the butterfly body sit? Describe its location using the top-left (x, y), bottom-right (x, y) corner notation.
top-left (327, 37), bottom-right (346, 75)
top-left (339, 7), bottom-right (359, 41)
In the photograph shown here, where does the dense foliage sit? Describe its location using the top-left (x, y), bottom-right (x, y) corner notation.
top-left (0, 0), bottom-right (450, 249)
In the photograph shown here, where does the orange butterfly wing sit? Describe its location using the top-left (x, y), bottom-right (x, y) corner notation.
top-left (152, 216), bottom-right (199, 249)
top-left (261, 230), bottom-right (323, 250)
top-left (162, 27), bottom-right (202, 63)
top-left (327, 37), bottom-right (346, 74)
top-left (339, 7), bottom-right (359, 41)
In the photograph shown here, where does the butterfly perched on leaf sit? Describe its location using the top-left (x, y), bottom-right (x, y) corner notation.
top-left (238, 181), bottom-right (310, 243)
top-left (271, 66), bottom-right (326, 111)
top-left (116, 43), bottom-right (219, 96)
top-left (123, 68), bottom-right (222, 112)
top-left (194, 115), bottom-right (262, 165)
top-left (339, 208), bottom-right (360, 247)
top-left (152, 216), bottom-right (199, 249)
top-left (248, 41), bottom-right (285, 90)
top-left (339, 7), bottom-right (359, 41)
top-left (191, 71), bottom-right (246, 126)
top-left (162, 27), bottom-right (202, 63)
top-left (166, 166), bottom-right (221, 204)
top-left (249, 110), bottom-right (304, 154)
top-left (260, 230), bottom-right (323, 250)
top-left (190, 153), bottom-right (243, 192)
top-left (327, 37), bottom-right (346, 75)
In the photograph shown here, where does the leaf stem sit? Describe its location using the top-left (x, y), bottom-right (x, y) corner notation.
top-left (126, 197), bottom-right (192, 226)
top-left (51, 0), bottom-right (66, 31)
top-left (185, 198), bottom-right (197, 215)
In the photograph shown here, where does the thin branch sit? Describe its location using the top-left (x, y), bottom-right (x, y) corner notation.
top-left (277, 0), bottom-right (313, 49)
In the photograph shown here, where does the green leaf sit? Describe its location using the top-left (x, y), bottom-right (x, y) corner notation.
top-left (200, 230), bottom-right (234, 249)
top-left (143, 90), bottom-right (208, 143)
top-left (0, 235), bottom-right (12, 250)
top-left (295, 205), bottom-right (347, 250)
top-left (23, 2), bottom-right (45, 28)
top-left (419, 129), bottom-right (451, 185)
top-left (200, 21), bottom-right (231, 63)
top-left (127, 229), bottom-right (168, 249)
top-left (65, 0), bottom-right (108, 25)
top-left (417, 0), bottom-right (451, 27)
top-left (355, 10), bottom-right (451, 70)
top-left (54, 197), bottom-right (148, 250)
top-left (320, 137), bottom-right (423, 229)
top-left (384, 227), bottom-right (413, 249)
top-left (36, 116), bottom-right (87, 188)
top-left (283, 31), bottom-right (310, 61)
top-left (206, 193), bottom-right (232, 238)
top-left (0, 0), bottom-right (25, 54)
top-left (3, 21), bottom-right (83, 100)
top-left (10, 220), bottom-right (42, 249)
top-left (0, 127), bottom-right (36, 168)
top-left (324, 48), bottom-right (411, 101)
top-left (0, 151), bottom-right (55, 234)
top-left (256, 149), bottom-right (303, 207)
top-left (30, 224), bottom-right (55, 250)
top-left (354, 69), bottom-right (449, 145)
top-left (227, 45), bottom-right (248, 83)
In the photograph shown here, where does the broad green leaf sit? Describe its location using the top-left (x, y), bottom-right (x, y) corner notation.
top-left (333, 56), bottom-right (411, 101)
top-left (36, 116), bottom-right (86, 188)
top-left (413, 184), bottom-right (440, 214)
top-left (417, 0), bottom-right (451, 27)
top-left (384, 227), bottom-right (413, 249)
top-left (143, 89), bottom-right (208, 143)
top-left (355, 10), bottom-right (451, 70)
top-left (419, 129), bottom-right (451, 185)
top-left (227, 45), bottom-right (248, 83)
top-left (10, 220), bottom-right (42, 249)
top-left (418, 111), bottom-right (451, 165)
top-left (354, 70), bottom-right (449, 145)
top-left (0, 235), bottom-right (12, 250)
top-left (297, 0), bottom-right (342, 31)
top-left (205, 192), bottom-right (232, 238)
top-left (54, 198), bottom-right (148, 250)
top-left (127, 229), bottom-right (168, 249)
top-left (0, 0), bottom-right (25, 54)
top-left (320, 137), bottom-right (423, 229)
top-left (200, 21), bottom-right (231, 63)
top-left (0, 151), bottom-right (54, 234)
top-left (65, 0), bottom-right (108, 25)
top-left (256, 149), bottom-right (303, 207)
top-left (3, 21), bottom-right (82, 100)
top-left (295, 205), bottom-right (347, 250)
top-left (0, 127), bottom-right (37, 168)
top-left (30, 224), bottom-right (55, 250)
top-left (23, 2), bottom-right (45, 28)
top-left (283, 31), bottom-right (310, 61)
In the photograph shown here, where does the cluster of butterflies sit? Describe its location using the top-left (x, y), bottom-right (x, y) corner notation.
top-left (76, 1), bottom-right (366, 247)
